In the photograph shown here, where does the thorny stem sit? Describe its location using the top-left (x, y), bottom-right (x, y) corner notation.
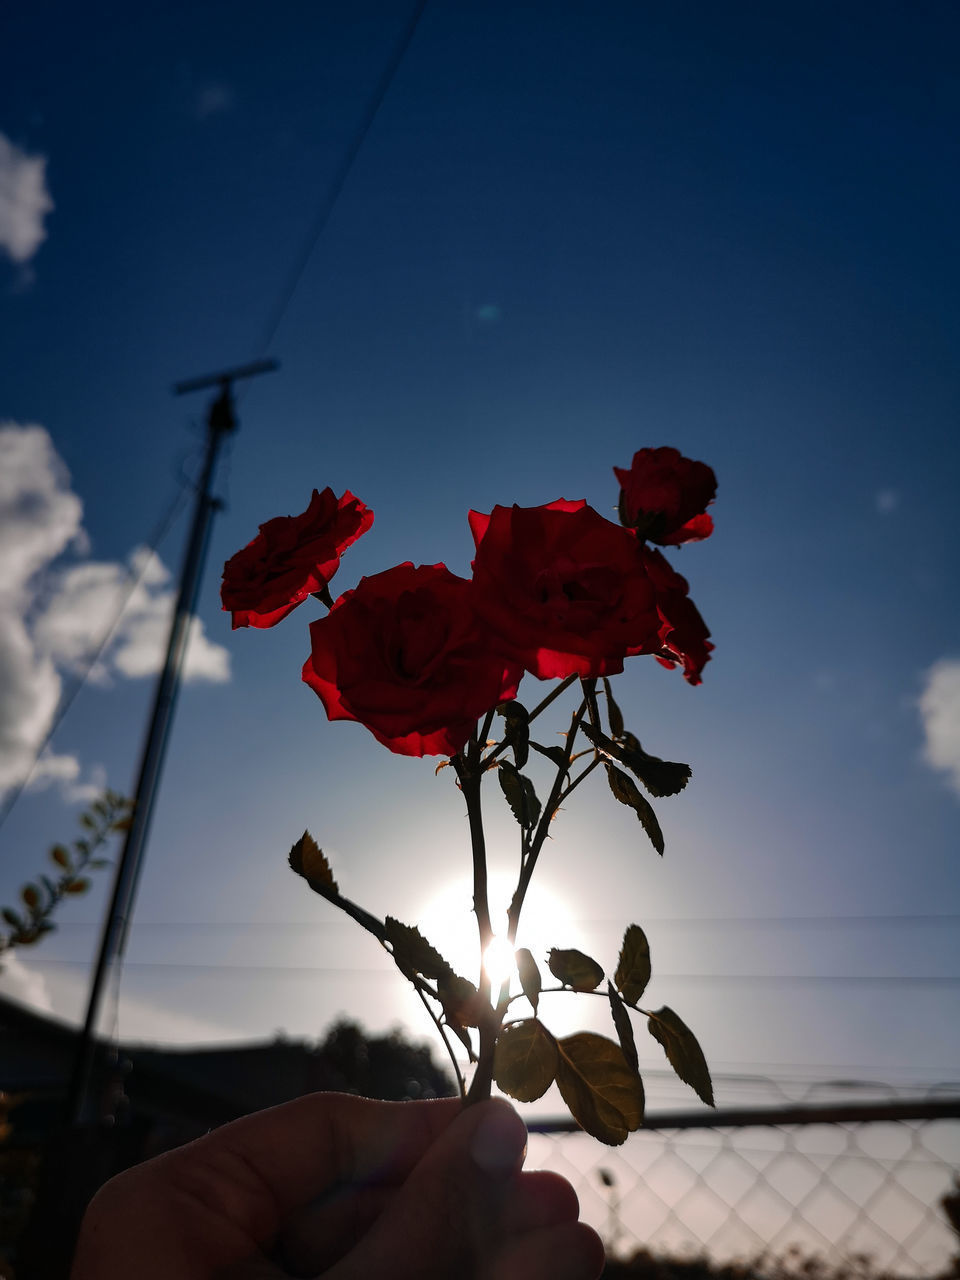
top-left (480, 673), bottom-right (579, 768)
top-left (452, 753), bottom-right (499, 1104)
top-left (506, 699), bottom-right (587, 945)
top-left (559, 756), bottom-right (602, 804)
top-left (477, 706), bottom-right (497, 753)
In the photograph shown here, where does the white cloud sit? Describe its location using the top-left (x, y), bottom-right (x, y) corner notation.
top-left (918, 658), bottom-right (960, 797)
top-left (34, 546), bottom-right (230, 685)
top-left (0, 134), bottom-right (54, 265)
top-left (875, 488), bottom-right (900, 515)
top-left (0, 953), bottom-right (55, 1014)
top-left (0, 423), bottom-right (230, 803)
top-left (0, 423), bottom-right (83, 600)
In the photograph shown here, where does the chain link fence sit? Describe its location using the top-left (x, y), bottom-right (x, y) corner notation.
top-left (528, 1095), bottom-right (960, 1276)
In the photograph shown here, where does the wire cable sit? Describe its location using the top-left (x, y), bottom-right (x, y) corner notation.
top-left (21, 959), bottom-right (960, 984)
top-left (252, 0), bottom-right (430, 357)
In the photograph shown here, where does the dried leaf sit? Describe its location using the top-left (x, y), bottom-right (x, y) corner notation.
top-left (607, 982), bottom-right (640, 1075)
top-left (605, 765), bottom-right (664, 855)
top-left (288, 831), bottom-right (338, 894)
top-left (548, 948), bottom-right (604, 991)
top-left (615, 924), bottom-right (651, 1005)
top-left (494, 1019), bottom-right (558, 1102)
top-left (20, 885), bottom-right (40, 911)
top-left (516, 947), bottom-right (542, 1013)
top-left (64, 878), bottom-right (90, 895)
top-left (555, 1033), bottom-right (645, 1146)
top-left (384, 917), bottom-right (453, 981)
top-left (50, 845), bottom-right (72, 871)
top-left (647, 1006), bottom-right (715, 1107)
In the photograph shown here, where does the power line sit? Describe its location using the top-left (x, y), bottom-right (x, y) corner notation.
top-left (42, 913), bottom-right (960, 931)
top-left (253, 0), bottom-right (429, 355)
top-left (22, 958), bottom-right (960, 984)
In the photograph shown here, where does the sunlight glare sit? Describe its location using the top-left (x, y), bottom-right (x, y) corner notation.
top-left (483, 934), bottom-right (517, 989)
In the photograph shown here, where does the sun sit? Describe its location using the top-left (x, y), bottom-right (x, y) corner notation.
top-left (415, 872), bottom-right (583, 1001)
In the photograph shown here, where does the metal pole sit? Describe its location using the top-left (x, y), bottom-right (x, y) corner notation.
top-left (67, 362), bottom-right (276, 1125)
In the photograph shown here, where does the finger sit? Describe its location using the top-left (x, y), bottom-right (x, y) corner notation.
top-left (192, 1092), bottom-right (461, 1231)
top-left (278, 1186), bottom-right (391, 1278)
top-left (72, 1094), bottom-right (461, 1279)
top-left (500, 1170), bottom-right (581, 1234)
top-left (278, 1165), bottom-right (579, 1275)
top-left (491, 1220), bottom-right (606, 1280)
top-left (322, 1098), bottom-right (529, 1280)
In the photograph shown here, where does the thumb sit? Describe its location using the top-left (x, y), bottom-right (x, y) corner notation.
top-left (325, 1098), bottom-right (527, 1280)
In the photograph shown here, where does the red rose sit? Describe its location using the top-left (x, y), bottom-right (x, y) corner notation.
top-left (641, 547), bottom-right (713, 685)
top-left (614, 447), bottom-right (716, 545)
top-left (222, 488), bottom-right (373, 629)
top-left (302, 563), bottom-right (521, 757)
top-left (469, 500), bottom-right (661, 680)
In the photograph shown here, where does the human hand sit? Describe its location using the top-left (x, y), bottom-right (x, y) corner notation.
top-left (70, 1093), bottom-right (605, 1280)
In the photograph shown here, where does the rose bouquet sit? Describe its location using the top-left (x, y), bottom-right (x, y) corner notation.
top-left (222, 447), bottom-right (717, 1145)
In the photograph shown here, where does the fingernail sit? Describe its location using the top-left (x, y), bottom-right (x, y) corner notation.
top-left (470, 1101), bottom-right (528, 1178)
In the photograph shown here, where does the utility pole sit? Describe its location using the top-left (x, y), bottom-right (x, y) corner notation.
top-left (66, 358), bottom-right (278, 1126)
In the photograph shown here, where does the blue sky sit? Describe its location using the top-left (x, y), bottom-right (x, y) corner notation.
top-left (0, 1), bottom-right (958, 1109)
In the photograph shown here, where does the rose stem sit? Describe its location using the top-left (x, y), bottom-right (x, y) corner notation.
top-left (506, 698), bottom-right (587, 946)
top-left (480, 673), bottom-right (579, 768)
top-left (452, 751), bottom-right (497, 1104)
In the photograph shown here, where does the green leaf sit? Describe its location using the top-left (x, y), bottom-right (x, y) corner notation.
top-left (620, 733), bottom-right (691, 798)
top-left (548, 948), bottom-right (604, 991)
top-left (497, 701), bottom-right (531, 770)
top-left (516, 947), bottom-right (542, 1013)
top-left (529, 742), bottom-right (570, 771)
top-left (605, 765), bottom-right (664, 855)
top-left (607, 982), bottom-right (640, 1075)
top-left (647, 1006), bottom-right (715, 1107)
top-left (580, 724), bottom-right (690, 799)
top-left (2, 909), bottom-right (22, 930)
top-left (384, 918), bottom-right (453, 981)
top-left (601, 677), bottom-right (625, 739)
top-left (494, 1019), bottom-right (558, 1102)
top-left (498, 761), bottom-right (541, 830)
top-left (615, 924), bottom-right (651, 1005)
top-left (287, 831), bottom-right (339, 894)
top-left (437, 972), bottom-right (486, 1028)
top-left (555, 1033), bottom-right (645, 1146)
